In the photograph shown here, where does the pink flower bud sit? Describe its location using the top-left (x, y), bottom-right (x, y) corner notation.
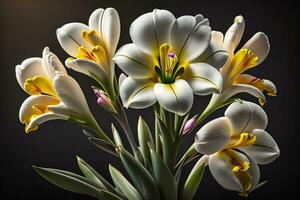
top-left (93, 88), bottom-right (111, 107)
top-left (183, 115), bottom-right (197, 134)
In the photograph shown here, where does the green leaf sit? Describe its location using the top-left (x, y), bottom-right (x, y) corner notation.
top-left (118, 146), bottom-right (161, 200)
top-left (179, 161), bottom-right (205, 200)
top-left (109, 165), bottom-right (143, 200)
top-left (155, 114), bottom-right (175, 170)
top-left (88, 136), bottom-right (118, 157)
top-left (77, 156), bottom-right (125, 198)
top-left (33, 166), bottom-right (103, 199)
top-left (111, 124), bottom-right (123, 146)
top-left (100, 190), bottom-right (124, 200)
top-left (137, 116), bottom-right (154, 164)
top-left (150, 149), bottom-right (177, 200)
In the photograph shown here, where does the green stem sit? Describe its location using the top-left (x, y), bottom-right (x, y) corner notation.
top-left (116, 104), bottom-right (142, 162)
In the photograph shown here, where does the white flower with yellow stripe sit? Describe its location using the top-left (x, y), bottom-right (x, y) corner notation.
top-left (114, 9), bottom-right (227, 115)
top-left (16, 47), bottom-right (99, 134)
top-left (194, 101), bottom-right (279, 196)
top-left (211, 16), bottom-right (276, 106)
top-left (56, 8), bottom-right (120, 90)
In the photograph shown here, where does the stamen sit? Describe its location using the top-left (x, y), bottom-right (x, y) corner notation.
top-left (168, 52), bottom-right (175, 58)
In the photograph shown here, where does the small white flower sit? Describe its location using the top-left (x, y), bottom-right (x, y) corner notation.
top-left (16, 47), bottom-right (96, 133)
top-left (114, 9), bottom-right (228, 115)
top-left (194, 101), bottom-right (279, 195)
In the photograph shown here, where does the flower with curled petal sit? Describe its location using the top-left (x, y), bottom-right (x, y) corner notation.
top-left (16, 47), bottom-right (100, 135)
top-left (114, 9), bottom-right (228, 115)
top-left (210, 16), bottom-right (276, 106)
top-left (56, 8), bottom-right (120, 94)
top-left (194, 101), bottom-right (279, 196)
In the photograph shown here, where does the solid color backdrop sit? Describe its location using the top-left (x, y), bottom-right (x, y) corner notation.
top-left (0, 0), bottom-right (298, 199)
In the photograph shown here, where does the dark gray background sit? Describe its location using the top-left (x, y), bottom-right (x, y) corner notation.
top-left (0, 0), bottom-right (298, 199)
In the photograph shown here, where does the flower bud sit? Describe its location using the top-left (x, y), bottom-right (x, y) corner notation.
top-left (183, 115), bottom-right (197, 134)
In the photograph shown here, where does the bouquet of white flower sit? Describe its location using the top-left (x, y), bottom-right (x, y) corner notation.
top-left (16, 8), bottom-right (279, 199)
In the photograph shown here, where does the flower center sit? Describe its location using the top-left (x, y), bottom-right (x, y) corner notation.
top-left (155, 43), bottom-right (184, 84)
top-left (24, 76), bottom-right (57, 96)
top-left (77, 30), bottom-right (108, 67)
top-left (227, 132), bottom-right (256, 149)
top-left (23, 76), bottom-right (60, 133)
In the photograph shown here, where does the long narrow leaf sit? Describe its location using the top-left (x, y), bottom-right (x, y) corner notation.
top-left (118, 146), bottom-right (161, 200)
top-left (138, 116), bottom-right (154, 164)
top-left (33, 166), bottom-right (103, 199)
top-left (179, 161), bottom-right (205, 200)
top-left (77, 156), bottom-right (125, 198)
top-left (109, 165), bottom-right (143, 200)
top-left (150, 149), bottom-right (177, 200)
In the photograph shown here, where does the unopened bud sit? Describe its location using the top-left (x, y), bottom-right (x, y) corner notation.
top-left (183, 115), bottom-right (197, 134)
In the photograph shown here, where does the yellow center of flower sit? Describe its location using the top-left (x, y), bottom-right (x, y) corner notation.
top-left (77, 30), bottom-right (108, 67)
top-left (155, 43), bottom-right (185, 83)
top-left (23, 76), bottom-right (60, 133)
top-left (219, 149), bottom-right (253, 196)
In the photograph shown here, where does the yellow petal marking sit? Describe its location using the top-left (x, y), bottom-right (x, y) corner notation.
top-left (77, 29), bottom-right (108, 67)
top-left (235, 75), bottom-right (277, 97)
top-left (23, 98), bottom-right (60, 134)
top-left (81, 30), bottom-right (102, 46)
top-left (219, 150), bottom-right (253, 195)
top-left (227, 132), bottom-right (256, 149)
top-left (24, 76), bottom-right (56, 96)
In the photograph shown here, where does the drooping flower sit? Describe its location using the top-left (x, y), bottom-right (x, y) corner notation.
top-left (211, 16), bottom-right (276, 106)
top-left (56, 8), bottom-right (120, 89)
top-left (16, 47), bottom-right (99, 134)
top-left (114, 9), bottom-right (228, 115)
top-left (194, 101), bottom-right (279, 196)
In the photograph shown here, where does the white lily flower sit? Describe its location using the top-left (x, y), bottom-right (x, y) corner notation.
top-left (57, 8), bottom-right (120, 84)
top-left (114, 9), bottom-right (227, 115)
top-left (194, 101), bottom-right (279, 196)
top-left (211, 16), bottom-right (277, 106)
top-left (16, 47), bottom-right (97, 133)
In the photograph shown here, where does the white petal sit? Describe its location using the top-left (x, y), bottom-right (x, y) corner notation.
top-left (248, 156), bottom-right (260, 190)
top-left (240, 129), bottom-right (280, 164)
top-left (225, 101), bottom-right (268, 134)
top-left (154, 79), bottom-right (193, 116)
top-left (195, 117), bottom-right (231, 155)
top-left (130, 9), bottom-right (175, 56)
top-left (15, 57), bottom-right (45, 90)
top-left (193, 43), bottom-right (228, 69)
top-left (65, 58), bottom-right (108, 83)
top-left (100, 8), bottom-right (120, 57)
top-left (209, 151), bottom-right (245, 192)
top-left (19, 95), bottom-right (60, 123)
top-left (242, 32), bottom-right (270, 65)
top-left (56, 23), bottom-right (92, 57)
top-left (114, 43), bottom-right (156, 78)
top-left (223, 15), bottom-right (245, 56)
top-left (27, 112), bottom-right (67, 132)
top-left (88, 8), bottom-right (104, 37)
top-left (52, 74), bottom-right (93, 118)
top-left (170, 15), bottom-right (211, 62)
top-left (118, 73), bottom-right (127, 89)
top-left (120, 76), bottom-right (156, 109)
top-left (42, 47), bottom-right (67, 80)
top-left (214, 84), bottom-right (266, 105)
top-left (185, 62), bottom-right (223, 95)
top-left (211, 31), bottom-right (224, 46)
